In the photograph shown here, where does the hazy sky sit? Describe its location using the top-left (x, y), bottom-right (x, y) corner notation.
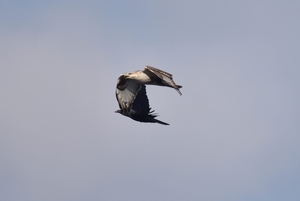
top-left (1, 1), bottom-right (300, 201)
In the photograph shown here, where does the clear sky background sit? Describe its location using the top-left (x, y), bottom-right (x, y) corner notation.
top-left (1, 1), bottom-right (300, 201)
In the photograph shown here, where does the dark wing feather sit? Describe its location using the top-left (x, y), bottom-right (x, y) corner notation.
top-left (130, 85), bottom-right (170, 125)
top-left (144, 66), bottom-right (182, 95)
top-left (130, 85), bottom-right (150, 115)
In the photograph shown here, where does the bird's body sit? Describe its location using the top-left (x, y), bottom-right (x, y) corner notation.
top-left (115, 66), bottom-right (182, 125)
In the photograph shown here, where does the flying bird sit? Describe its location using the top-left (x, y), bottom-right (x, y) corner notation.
top-left (115, 66), bottom-right (182, 125)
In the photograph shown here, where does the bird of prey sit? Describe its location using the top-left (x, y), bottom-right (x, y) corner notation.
top-left (115, 66), bottom-right (182, 125)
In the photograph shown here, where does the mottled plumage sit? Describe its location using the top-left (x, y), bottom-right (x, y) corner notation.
top-left (115, 66), bottom-right (182, 125)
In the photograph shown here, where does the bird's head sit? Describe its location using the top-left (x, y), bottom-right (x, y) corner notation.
top-left (118, 74), bottom-right (127, 79)
top-left (117, 74), bottom-right (128, 90)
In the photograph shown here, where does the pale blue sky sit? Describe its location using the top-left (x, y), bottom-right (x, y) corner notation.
top-left (1, 1), bottom-right (300, 201)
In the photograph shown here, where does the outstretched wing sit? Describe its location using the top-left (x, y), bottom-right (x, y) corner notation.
top-left (130, 85), bottom-right (151, 115)
top-left (116, 76), bottom-right (141, 111)
top-left (144, 65), bottom-right (182, 95)
top-left (130, 85), bottom-right (170, 125)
